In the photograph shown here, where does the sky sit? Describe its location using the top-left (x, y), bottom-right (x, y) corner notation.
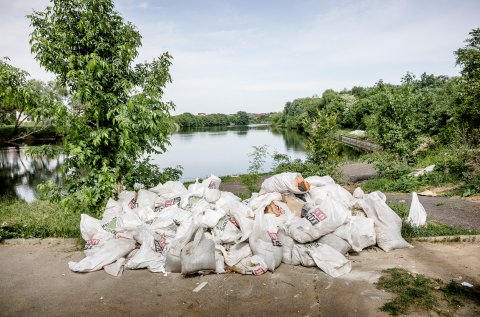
top-left (1, 0), bottom-right (479, 114)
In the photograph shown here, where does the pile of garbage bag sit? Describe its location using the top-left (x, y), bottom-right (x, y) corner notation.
top-left (69, 172), bottom-right (415, 278)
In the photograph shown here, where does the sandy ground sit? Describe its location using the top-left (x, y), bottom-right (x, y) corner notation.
top-left (1, 240), bottom-right (478, 317)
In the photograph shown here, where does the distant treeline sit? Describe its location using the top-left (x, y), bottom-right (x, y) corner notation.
top-left (173, 111), bottom-right (276, 128)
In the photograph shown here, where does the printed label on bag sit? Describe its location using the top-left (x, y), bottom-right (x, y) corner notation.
top-left (228, 214), bottom-right (239, 228)
top-left (154, 235), bottom-right (168, 255)
top-left (101, 217), bottom-right (118, 235)
top-left (155, 197), bottom-right (180, 212)
top-left (268, 231), bottom-right (282, 247)
top-left (305, 241), bottom-right (320, 249)
top-left (215, 216), bottom-right (228, 231)
top-left (208, 180), bottom-right (216, 189)
top-left (305, 208), bottom-right (327, 225)
top-left (84, 239), bottom-right (100, 250)
top-left (128, 197), bottom-right (137, 209)
top-left (252, 267), bottom-right (266, 275)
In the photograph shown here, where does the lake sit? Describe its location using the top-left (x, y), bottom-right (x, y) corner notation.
top-left (0, 125), bottom-right (307, 201)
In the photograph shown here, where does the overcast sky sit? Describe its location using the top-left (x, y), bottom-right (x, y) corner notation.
top-left (1, 0), bottom-right (479, 114)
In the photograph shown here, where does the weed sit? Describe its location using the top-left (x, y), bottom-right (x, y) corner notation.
top-left (434, 202), bottom-right (445, 206)
top-left (377, 268), bottom-right (480, 316)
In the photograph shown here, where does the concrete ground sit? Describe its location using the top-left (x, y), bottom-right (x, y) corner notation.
top-left (1, 240), bottom-right (479, 317)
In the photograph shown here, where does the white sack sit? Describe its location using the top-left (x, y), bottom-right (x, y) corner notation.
top-left (249, 210), bottom-right (283, 272)
top-left (217, 242), bottom-right (252, 267)
top-left (309, 184), bottom-right (355, 210)
top-left (104, 257), bottom-right (126, 277)
top-left (247, 192), bottom-right (283, 212)
top-left (305, 175), bottom-right (335, 187)
top-left (279, 229), bottom-right (295, 265)
top-left (286, 200), bottom-right (349, 243)
top-left (118, 190), bottom-right (137, 211)
top-left (407, 192), bottom-right (427, 227)
top-left (136, 189), bottom-right (159, 210)
top-left (231, 255), bottom-right (268, 276)
top-left (319, 234), bottom-right (351, 255)
top-left (150, 181), bottom-right (188, 198)
top-left (181, 227), bottom-right (216, 274)
top-left (333, 215), bottom-right (376, 252)
top-left (69, 238), bottom-right (135, 273)
top-left (102, 198), bottom-right (123, 221)
top-left (205, 188), bottom-right (221, 203)
top-left (308, 243), bottom-right (352, 277)
top-left (291, 243), bottom-right (316, 266)
top-left (357, 192), bottom-right (412, 252)
top-left (215, 249), bottom-right (226, 274)
top-left (260, 172), bottom-right (310, 195)
top-left (202, 175), bottom-right (221, 190)
top-left (212, 215), bottom-right (242, 244)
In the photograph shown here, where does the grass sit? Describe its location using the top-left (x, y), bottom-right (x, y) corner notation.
top-left (387, 202), bottom-right (478, 241)
top-left (0, 199), bottom-right (80, 240)
top-left (376, 268), bottom-right (479, 316)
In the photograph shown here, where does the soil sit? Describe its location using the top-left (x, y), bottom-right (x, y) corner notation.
top-left (0, 240), bottom-right (478, 317)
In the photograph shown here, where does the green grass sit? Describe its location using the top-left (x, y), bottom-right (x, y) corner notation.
top-left (376, 268), bottom-right (479, 316)
top-left (0, 199), bottom-right (80, 240)
top-left (387, 202), bottom-right (478, 241)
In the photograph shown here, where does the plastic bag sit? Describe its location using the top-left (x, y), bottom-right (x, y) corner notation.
top-left (249, 209), bottom-right (283, 272)
top-left (333, 215), bottom-right (376, 252)
top-left (102, 198), bottom-right (123, 221)
top-left (181, 227), bottom-right (216, 275)
top-left (304, 175), bottom-right (335, 187)
top-left (69, 237), bottom-right (136, 273)
top-left (202, 175), bottom-right (221, 190)
top-left (407, 192), bottom-right (427, 227)
top-left (357, 192), bottom-right (412, 252)
top-left (308, 243), bottom-right (352, 277)
top-left (260, 172), bottom-right (310, 194)
top-left (217, 242), bottom-right (252, 267)
top-left (231, 255), bottom-right (268, 275)
top-left (136, 189), bottom-right (159, 210)
top-left (318, 234), bottom-right (351, 255)
top-left (212, 215), bottom-right (242, 244)
top-left (286, 199), bottom-right (349, 243)
top-left (104, 257), bottom-right (126, 277)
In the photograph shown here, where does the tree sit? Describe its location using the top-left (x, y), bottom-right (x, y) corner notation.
top-left (454, 28), bottom-right (480, 145)
top-left (0, 58), bottom-right (61, 141)
top-left (234, 111), bottom-right (250, 125)
top-left (28, 0), bottom-right (179, 214)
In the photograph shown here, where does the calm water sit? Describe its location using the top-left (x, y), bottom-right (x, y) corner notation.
top-left (0, 125), bottom-right (307, 201)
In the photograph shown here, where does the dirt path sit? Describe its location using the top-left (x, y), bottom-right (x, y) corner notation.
top-left (0, 241), bottom-right (478, 317)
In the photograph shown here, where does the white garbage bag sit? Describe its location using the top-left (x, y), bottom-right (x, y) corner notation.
top-left (69, 237), bottom-right (136, 273)
top-left (309, 184), bottom-right (355, 210)
top-left (214, 249), bottom-right (226, 274)
top-left (319, 234), bottom-right (351, 255)
top-left (247, 192), bottom-right (283, 212)
top-left (333, 215), bottom-right (376, 252)
top-left (104, 257), bottom-right (126, 277)
top-left (202, 175), bottom-right (221, 190)
top-left (231, 255), bottom-right (268, 275)
top-left (278, 229), bottom-right (295, 264)
top-left (212, 215), bottom-right (242, 244)
top-left (260, 172), bottom-right (310, 194)
top-left (136, 189), bottom-right (159, 210)
top-left (180, 227), bottom-right (216, 274)
top-left (286, 199), bottom-right (349, 243)
top-left (149, 181), bottom-right (188, 198)
top-left (118, 190), bottom-right (137, 211)
top-left (205, 188), bottom-right (221, 203)
top-left (357, 192), bottom-right (412, 252)
top-left (407, 192), bottom-right (427, 227)
top-left (217, 242), bottom-right (252, 267)
top-left (102, 198), bottom-right (123, 221)
top-left (291, 243), bottom-right (316, 266)
top-left (308, 243), bottom-right (352, 277)
top-left (249, 209), bottom-right (283, 272)
top-left (304, 175), bottom-right (335, 187)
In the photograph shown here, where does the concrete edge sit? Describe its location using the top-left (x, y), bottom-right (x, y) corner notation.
top-left (412, 235), bottom-right (480, 243)
top-left (0, 237), bottom-right (78, 246)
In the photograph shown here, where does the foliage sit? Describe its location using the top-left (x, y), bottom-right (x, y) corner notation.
top-left (0, 58), bottom-right (62, 141)
top-left (234, 111), bottom-right (250, 125)
top-left (28, 0), bottom-right (179, 215)
top-left (376, 268), bottom-right (479, 316)
top-left (454, 28), bottom-right (480, 145)
top-left (0, 199), bottom-right (80, 239)
top-left (174, 110), bottom-right (259, 128)
top-left (247, 145), bottom-right (268, 174)
top-left (272, 152), bottom-right (340, 180)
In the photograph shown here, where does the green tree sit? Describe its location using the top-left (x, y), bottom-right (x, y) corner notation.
top-left (234, 111), bottom-right (250, 125)
top-left (28, 0), bottom-right (179, 214)
top-left (0, 58), bottom-right (61, 141)
top-left (454, 28), bottom-right (480, 145)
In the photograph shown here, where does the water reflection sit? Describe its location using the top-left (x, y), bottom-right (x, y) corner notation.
top-left (0, 126), bottom-right (307, 200)
top-left (0, 147), bottom-right (63, 201)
